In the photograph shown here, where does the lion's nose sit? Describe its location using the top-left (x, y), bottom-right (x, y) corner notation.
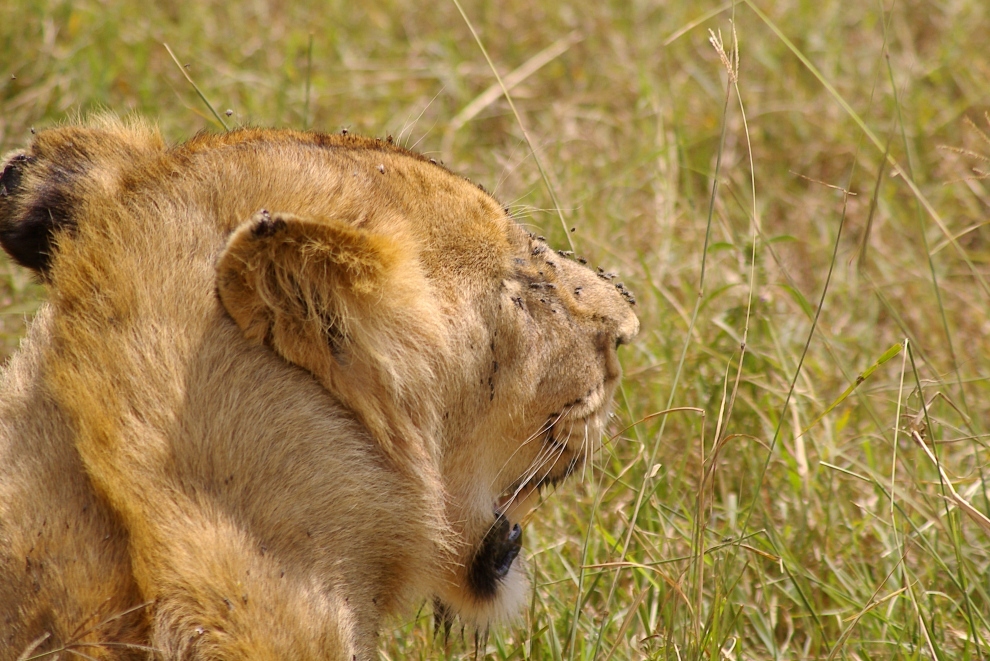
top-left (602, 308), bottom-right (637, 380)
top-left (615, 306), bottom-right (639, 348)
top-left (615, 323), bottom-right (638, 348)
top-left (599, 284), bottom-right (639, 354)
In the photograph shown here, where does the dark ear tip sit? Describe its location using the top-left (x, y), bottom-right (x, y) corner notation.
top-left (0, 152), bottom-right (66, 275)
top-left (250, 209), bottom-right (287, 239)
top-left (0, 154), bottom-right (40, 271)
top-left (0, 219), bottom-right (56, 273)
top-left (1, 153), bottom-right (31, 197)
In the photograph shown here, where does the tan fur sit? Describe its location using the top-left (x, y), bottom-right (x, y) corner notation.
top-left (0, 117), bottom-right (638, 659)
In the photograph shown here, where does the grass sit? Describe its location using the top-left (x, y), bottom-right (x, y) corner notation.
top-left (3, 0), bottom-right (990, 658)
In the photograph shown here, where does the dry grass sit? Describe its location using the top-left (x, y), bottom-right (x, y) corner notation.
top-left (3, 0), bottom-right (990, 658)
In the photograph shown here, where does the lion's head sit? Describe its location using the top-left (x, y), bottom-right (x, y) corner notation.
top-left (0, 117), bottom-right (636, 653)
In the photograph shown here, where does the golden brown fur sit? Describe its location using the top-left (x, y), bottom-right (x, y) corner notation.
top-left (0, 117), bottom-right (637, 659)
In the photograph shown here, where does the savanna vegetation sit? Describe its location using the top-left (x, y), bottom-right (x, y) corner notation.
top-left (2, 0), bottom-right (989, 658)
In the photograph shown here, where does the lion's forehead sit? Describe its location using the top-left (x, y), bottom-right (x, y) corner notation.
top-left (178, 132), bottom-right (519, 261)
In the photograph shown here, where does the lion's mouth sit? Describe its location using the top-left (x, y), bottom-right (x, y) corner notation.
top-left (464, 456), bottom-right (563, 600)
top-left (466, 403), bottom-right (609, 601)
top-left (492, 406), bottom-right (605, 529)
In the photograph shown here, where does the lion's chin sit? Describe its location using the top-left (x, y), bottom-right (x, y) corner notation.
top-left (434, 558), bottom-right (529, 633)
top-left (437, 407), bottom-right (607, 628)
top-left (434, 495), bottom-right (536, 629)
top-left (432, 530), bottom-right (529, 632)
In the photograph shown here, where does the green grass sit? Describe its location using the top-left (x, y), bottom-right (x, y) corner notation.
top-left (3, 0), bottom-right (990, 658)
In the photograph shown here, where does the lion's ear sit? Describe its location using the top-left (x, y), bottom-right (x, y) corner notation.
top-left (0, 119), bottom-right (163, 274)
top-left (216, 210), bottom-right (445, 468)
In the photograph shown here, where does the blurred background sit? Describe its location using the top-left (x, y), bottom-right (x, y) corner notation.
top-left (2, 0), bottom-right (989, 658)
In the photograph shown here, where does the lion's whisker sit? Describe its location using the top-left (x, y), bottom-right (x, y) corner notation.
top-left (512, 434), bottom-right (567, 499)
top-left (582, 423), bottom-right (590, 483)
top-left (487, 415), bottom-right (560, 494)
top-left (488, 430), bottom-right (568, 532)
top-left (487, 404), bottom-right (573, 495)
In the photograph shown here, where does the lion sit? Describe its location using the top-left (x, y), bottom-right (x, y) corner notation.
top-left (0, 117), bottom-right (638, 659)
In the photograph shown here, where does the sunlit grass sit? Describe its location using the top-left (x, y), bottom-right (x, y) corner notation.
top-left (3, 0), bottom-right (989, 658)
